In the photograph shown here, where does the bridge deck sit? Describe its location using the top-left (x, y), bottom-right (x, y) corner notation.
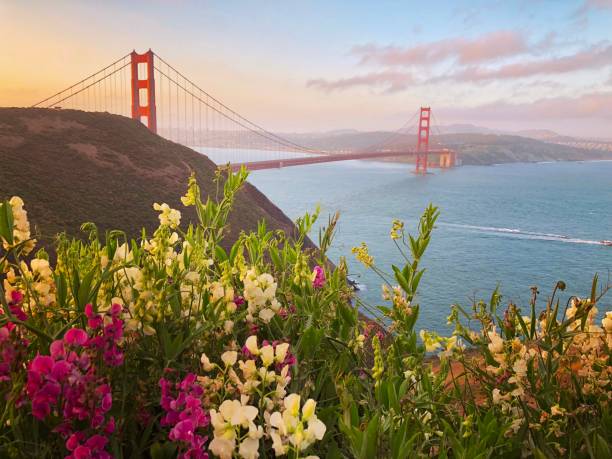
top-left (230, 149), bottom-right (451, 171)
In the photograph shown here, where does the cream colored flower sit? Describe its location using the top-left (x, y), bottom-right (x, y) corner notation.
top-left (487, 330), bottom-right (504, 354)
top-left (201, 353), bottom-right (214, 371)
top-left (245, 336), bottom-right (259, 355)
top-left (153, 202), bottom-right (181, 229)
top-left (222, 351), bottom-right (238, 367)
top-left (602, 311), bottom-right (612, 333)
top-left (238, 437), bottom-right (259, 459)
top-left (275, 343), bottom-right (290, 363)
top-left (258, 345), bottom-right (274, 368)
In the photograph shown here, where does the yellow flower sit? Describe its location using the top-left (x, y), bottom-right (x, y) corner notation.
top-left (420, 330), bottom-right (442, 352)
top-left (245, 336), bottom-right (259, 355)
top-left (351, 242), bottom-right (374, 268)
top-left (153, 202), bottom-right (181, 229)
top-left (390, 219), bottom-right (404, 240)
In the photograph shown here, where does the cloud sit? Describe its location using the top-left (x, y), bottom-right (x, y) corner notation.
top-left (572, 0), bottom-right (612, 25)
top-left (352, 30), bottom-right (530, 67)
top-left (446, 42), bottom-right (612, 82)
top-left (307, 71), bottom-right (413, 93)
top-left (443, 91), bottom-right (612, 122)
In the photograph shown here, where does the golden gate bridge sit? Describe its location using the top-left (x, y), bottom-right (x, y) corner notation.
top-left (32, 50), bottom-right (457, 175)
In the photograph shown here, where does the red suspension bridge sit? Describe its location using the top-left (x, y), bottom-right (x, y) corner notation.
top-left (32, 50), bottom-right (457, 175)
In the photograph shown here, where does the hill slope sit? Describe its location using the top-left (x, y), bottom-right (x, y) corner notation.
top-left (0, 108), bottom-right (303, 249)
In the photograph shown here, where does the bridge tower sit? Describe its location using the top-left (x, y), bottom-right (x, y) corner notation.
top-left (415, 106), bottom-right (430, 175)
top-left (130, 50), bottom-right (157, 134)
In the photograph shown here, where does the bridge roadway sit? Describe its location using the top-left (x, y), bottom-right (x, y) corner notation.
top-left (230, 149), bottom-right (452, 171)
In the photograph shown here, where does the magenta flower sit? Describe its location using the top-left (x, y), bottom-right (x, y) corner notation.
top-left (160, 373), bottom-right (209, 459)
top-left (64, 328), bottom-right (88, 346)
top-left (24, 304), bottom-right (125, 458)
top-left (312, 265), bottom-right (326, 289)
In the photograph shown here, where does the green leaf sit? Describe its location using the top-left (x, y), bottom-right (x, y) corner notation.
top-left (392, 265), bottom-right (411, 294)
top-left (150, 442), bottom-right (177, 459)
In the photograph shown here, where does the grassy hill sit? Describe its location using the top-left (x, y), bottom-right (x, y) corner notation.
top-left (0, 108), bottom-right (305, 250)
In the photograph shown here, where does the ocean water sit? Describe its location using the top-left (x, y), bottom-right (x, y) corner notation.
top-left (243, 159), bottom-right (612, 334)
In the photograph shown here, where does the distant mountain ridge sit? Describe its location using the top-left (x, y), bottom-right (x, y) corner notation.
top-left (278, 127), bottom-right (612, 165)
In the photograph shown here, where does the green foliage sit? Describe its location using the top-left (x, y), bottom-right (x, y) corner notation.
top-left (0, 168), bottom-right (610, 458)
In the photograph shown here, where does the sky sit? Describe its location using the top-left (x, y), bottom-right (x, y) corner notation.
top-left (1, 0), bottom-right (611, 137)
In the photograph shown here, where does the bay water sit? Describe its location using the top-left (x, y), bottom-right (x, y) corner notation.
top-left (203, 148), bottom-right (612, 335)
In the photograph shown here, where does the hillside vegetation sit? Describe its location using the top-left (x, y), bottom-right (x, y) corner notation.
top-left (0, 108), bottom-right (302, 249)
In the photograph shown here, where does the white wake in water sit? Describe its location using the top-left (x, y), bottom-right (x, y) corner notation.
top-left (441, 223), bottom-right (608, 246)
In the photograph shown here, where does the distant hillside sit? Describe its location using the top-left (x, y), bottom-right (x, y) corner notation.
top-left (283, 130), bottom-right (612, 165)
top-left (0, 108), bottom-right (305, 250)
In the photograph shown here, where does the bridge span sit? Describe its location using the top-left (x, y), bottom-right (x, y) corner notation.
top-left (32, 49), bottom-right (457, 175)
top-left (230, 149), bottom-right (455, 172)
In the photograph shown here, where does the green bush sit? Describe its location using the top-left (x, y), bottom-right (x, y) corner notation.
top-left (0, 167), bottom-right (610, 458)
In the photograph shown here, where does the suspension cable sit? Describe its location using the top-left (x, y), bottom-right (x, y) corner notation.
top-left (31, 53), bottom-right (130, 107)
top-left (153, 52), bottom-right (318, 154)
top-left (154, 66), bottom-right (319, 154)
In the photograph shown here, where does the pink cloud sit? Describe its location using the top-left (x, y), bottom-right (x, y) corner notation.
top-left (442, 91), bottom-right (612, 122)
top-left (307, 70), bottom-right (413, 93)
top-left (572, 0), bottom-right (612, 22)
top-left (584, 0), bottom-right (612, 10)
top-left (352, 30), bottom-right (529, 67)
top-left (448, 42), bottom-right (612, 82)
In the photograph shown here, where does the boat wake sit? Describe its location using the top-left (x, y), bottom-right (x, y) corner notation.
top-left (441, 223), bottom-right (606, 246)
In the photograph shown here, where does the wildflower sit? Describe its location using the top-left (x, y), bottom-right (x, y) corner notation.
top-left (551, 405), bottom-right (566, 417)
top-left (371, 336), bottom-right (384, 387)
top-left (181, 174), bottom-right (198, 207)
top-left (201, 353), bottom-right (214, 371)
top-left (209, 397), bottom-right (262, 459)
top-left (160, 373), bottom-right (209, 459)
top-left (242, 268), bottom-right (280, 323)
top-left (268, 394), bottom-right (326, 454)
top-left (390, 219), bottom-right (404, 240)
top-left (351, 242), bottom-right (374, 268)
top-left (603, 311), bottom-right (612, 333)
top-left (487, 330), bottom-right (504, 354)
top-left (419, 330), bottom-right (442, 353)
top-left (153, 202), bottom-right (181, 229)
top-left (221, 351), bottom-right (238, 367)
top-left (311, 266), bottom-right (326, 289)
top-left (25, 307), bottom-right (123, 458)
top-left (1, 197), bottom-right (36, 254)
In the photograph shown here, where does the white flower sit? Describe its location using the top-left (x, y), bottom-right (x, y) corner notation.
top-left (222, 351), bottom-right (238, 367)
top-left (513, 358), bottom-right (528, 379)
top-left (487, 330), bottom-right (504, 354)
top-left (238, 437), bottom-right (260, 459)
top-left (153, 202), bottom-right (181, 228)
top-left (201, 353), bottom-right (214, 371)
top-left (209, 437), bottom-right (234, 459)
top-left (284, 394), bottom-right (301, 417)
top-left (259, 307), bottom-right (275, 323)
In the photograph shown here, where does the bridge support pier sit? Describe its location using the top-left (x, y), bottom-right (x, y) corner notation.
top-left (130, 50), bottom-right (157, 134)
